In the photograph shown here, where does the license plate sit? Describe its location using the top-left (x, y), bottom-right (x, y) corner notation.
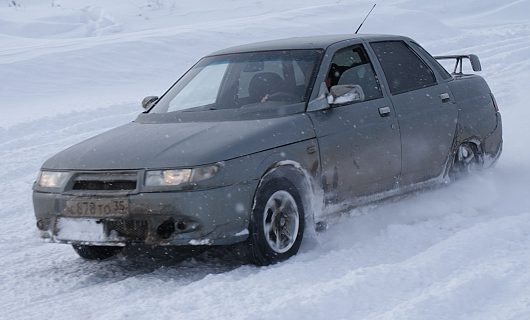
top-left (64, 198), bottom-right (128, 217)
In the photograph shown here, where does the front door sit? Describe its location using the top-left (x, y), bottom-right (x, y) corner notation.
top-left (308, 44), bottom-right (401, 205)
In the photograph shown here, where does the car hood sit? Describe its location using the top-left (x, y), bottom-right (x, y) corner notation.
top-left (42, 114), bottom-right (315, 170)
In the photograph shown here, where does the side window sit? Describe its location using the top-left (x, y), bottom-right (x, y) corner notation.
top-left (371, 41), bottom-right (437, 95)
top-left (409, 42), bottom-right (452, 80)
top-left (326, 44), bottom-right (383, 102)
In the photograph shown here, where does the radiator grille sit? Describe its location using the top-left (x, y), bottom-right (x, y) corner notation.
top-left (72, 180), bottom-right (136, 191)
top-left (70, 172), bottom-right (138, 191)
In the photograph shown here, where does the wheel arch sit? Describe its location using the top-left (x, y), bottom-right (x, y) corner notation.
top-left (452, 132), bottom-right (484, 160)
top-left (251, 160), bottom-right (323, 230)
top-left (444, 121), bottom-right (485, 178)
top-left (445, 132), bottom-right (484, 179)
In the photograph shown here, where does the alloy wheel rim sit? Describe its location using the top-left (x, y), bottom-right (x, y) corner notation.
top-left (262, 190), bottom-right (300, 254)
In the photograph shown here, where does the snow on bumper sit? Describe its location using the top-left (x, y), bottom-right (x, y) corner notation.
top-left (33, 181), bottom-right (257, 246)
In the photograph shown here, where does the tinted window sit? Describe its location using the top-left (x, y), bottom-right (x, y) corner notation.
top-left (409, 42), bottom-right (452, 80)
top-left (326, 44), bottom-right (383, 102)
top-left (371, 41), bottom-right (437, 95)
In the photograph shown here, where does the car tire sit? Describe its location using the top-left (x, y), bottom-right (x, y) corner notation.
top-left (72, 244), bottom-right (123, 260)
top-left (245, 178), bottom-right (305, 266)
top-left (450, 142), bottom-right (482, 179)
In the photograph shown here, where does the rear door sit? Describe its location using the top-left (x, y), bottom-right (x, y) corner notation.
top-left (308, 42), bottom-right (401, 204)
top-left (368, 40), bottom-right (458, 186)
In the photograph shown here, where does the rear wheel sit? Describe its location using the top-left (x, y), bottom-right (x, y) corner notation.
top-left (72, 244), bottom-right (123, 260)
top-left (246, 179), bottom-right (305, 266)
top-left (450, 143), bottom-right (482, 178)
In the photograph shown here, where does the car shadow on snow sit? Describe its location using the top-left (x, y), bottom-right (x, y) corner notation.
top-left (52, 245), bottom-right (247, 286)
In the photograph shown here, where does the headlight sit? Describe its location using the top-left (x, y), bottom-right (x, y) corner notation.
top-left (37, 171), bottom-right (69, 188)
top-left (145, 164), bottom-right (220, 187)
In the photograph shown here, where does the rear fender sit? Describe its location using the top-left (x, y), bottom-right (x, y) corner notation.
top-left (450, 75), bottom-right (497, 137)
top-left (449, 74), bottom-right (501, 168)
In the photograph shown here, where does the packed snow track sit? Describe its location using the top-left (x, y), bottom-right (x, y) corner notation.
top-left (1, 1), bottom-right (530, 319)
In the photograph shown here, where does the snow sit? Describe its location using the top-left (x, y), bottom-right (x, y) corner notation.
top-left (56, 218), bottom-right (107, 242)
top-left (235, 229), bottom-right (249, 237)
top-left (55, 218), bottom-right (125, 243)
top-left (188, 239), bottom-right (212, 246)
top-left (1, 0), bottom-right (530, 319)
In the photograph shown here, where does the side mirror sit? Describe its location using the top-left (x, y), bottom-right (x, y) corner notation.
top-left (327, 85), bottom-right (365, 105)
top-left (307, 82), bottom-right (331, 112)
top-left (141, 96), bottom-right (159, 110)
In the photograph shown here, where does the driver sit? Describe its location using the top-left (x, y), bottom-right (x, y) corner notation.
top-left (248, 72), bottom-right (284, 104)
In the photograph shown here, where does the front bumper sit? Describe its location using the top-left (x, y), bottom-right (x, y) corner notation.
top-left (33, 181), bottom-right (257, 246)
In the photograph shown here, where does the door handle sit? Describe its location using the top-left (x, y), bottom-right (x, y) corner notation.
top-left (440, 93), bottom-right (451, 103)
top-left (306, 145), bottom-right (317, 154)
top-left (378, 106), bottom-right (391, 117)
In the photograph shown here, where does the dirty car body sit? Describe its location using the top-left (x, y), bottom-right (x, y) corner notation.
top-left (33, 34), bottom-right (502, 264)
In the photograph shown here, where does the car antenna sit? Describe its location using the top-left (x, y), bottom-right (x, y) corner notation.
top-left (355, 3), bottom-right (377, 34)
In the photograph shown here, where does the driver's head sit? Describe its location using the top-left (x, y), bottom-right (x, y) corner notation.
top-left (248, 72), bottom-right (283, 103)
top-left (326, 63), bottom-right (340, 89)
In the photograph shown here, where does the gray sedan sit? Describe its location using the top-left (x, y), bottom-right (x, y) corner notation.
top-left (33, 34), bottom-right (502, 265)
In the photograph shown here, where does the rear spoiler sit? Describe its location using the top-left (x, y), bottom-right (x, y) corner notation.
top-left (434, 54), bottom-right (482, 74)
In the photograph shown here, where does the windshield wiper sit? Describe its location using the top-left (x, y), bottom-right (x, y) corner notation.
top-left (182, 104), bottom-right (217, 112)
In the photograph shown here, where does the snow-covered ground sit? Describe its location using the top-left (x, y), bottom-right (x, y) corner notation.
top-left (1, 0), bottom-right (530, 319)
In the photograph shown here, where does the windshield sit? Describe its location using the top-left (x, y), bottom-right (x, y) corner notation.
top-left (150, 50), bottom-right (322, 113)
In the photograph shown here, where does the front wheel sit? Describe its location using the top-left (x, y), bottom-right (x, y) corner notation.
top-left (72, 244), bottom-right (123, 260)
top-left (245, 179), bottom-right (305, 266)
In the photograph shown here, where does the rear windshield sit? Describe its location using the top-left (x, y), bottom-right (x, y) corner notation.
top-left (150, 50), bottom-right (322, 113)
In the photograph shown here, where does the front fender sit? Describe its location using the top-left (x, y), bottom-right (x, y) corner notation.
top-left (252, 140), bottom-right (324, 226)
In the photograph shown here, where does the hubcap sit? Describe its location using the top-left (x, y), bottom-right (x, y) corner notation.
top-left (263, 190), bottom-right (300, 254)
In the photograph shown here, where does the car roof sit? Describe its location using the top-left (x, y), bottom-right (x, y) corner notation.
top-left (208, 34), bottom-right (406, 56)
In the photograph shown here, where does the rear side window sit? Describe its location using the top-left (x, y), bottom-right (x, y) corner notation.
top-left (371, 41), bottom-right (437, 95)
top-left (409, 42), bottom-right (452, 80)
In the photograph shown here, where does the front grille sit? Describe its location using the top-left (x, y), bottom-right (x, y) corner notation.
top-left (106, 220), bottom-right (148, 240)
top-left (72, 180), bottom-right (136, 191)
top-left (70, 172), bottom-right (138, 191)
